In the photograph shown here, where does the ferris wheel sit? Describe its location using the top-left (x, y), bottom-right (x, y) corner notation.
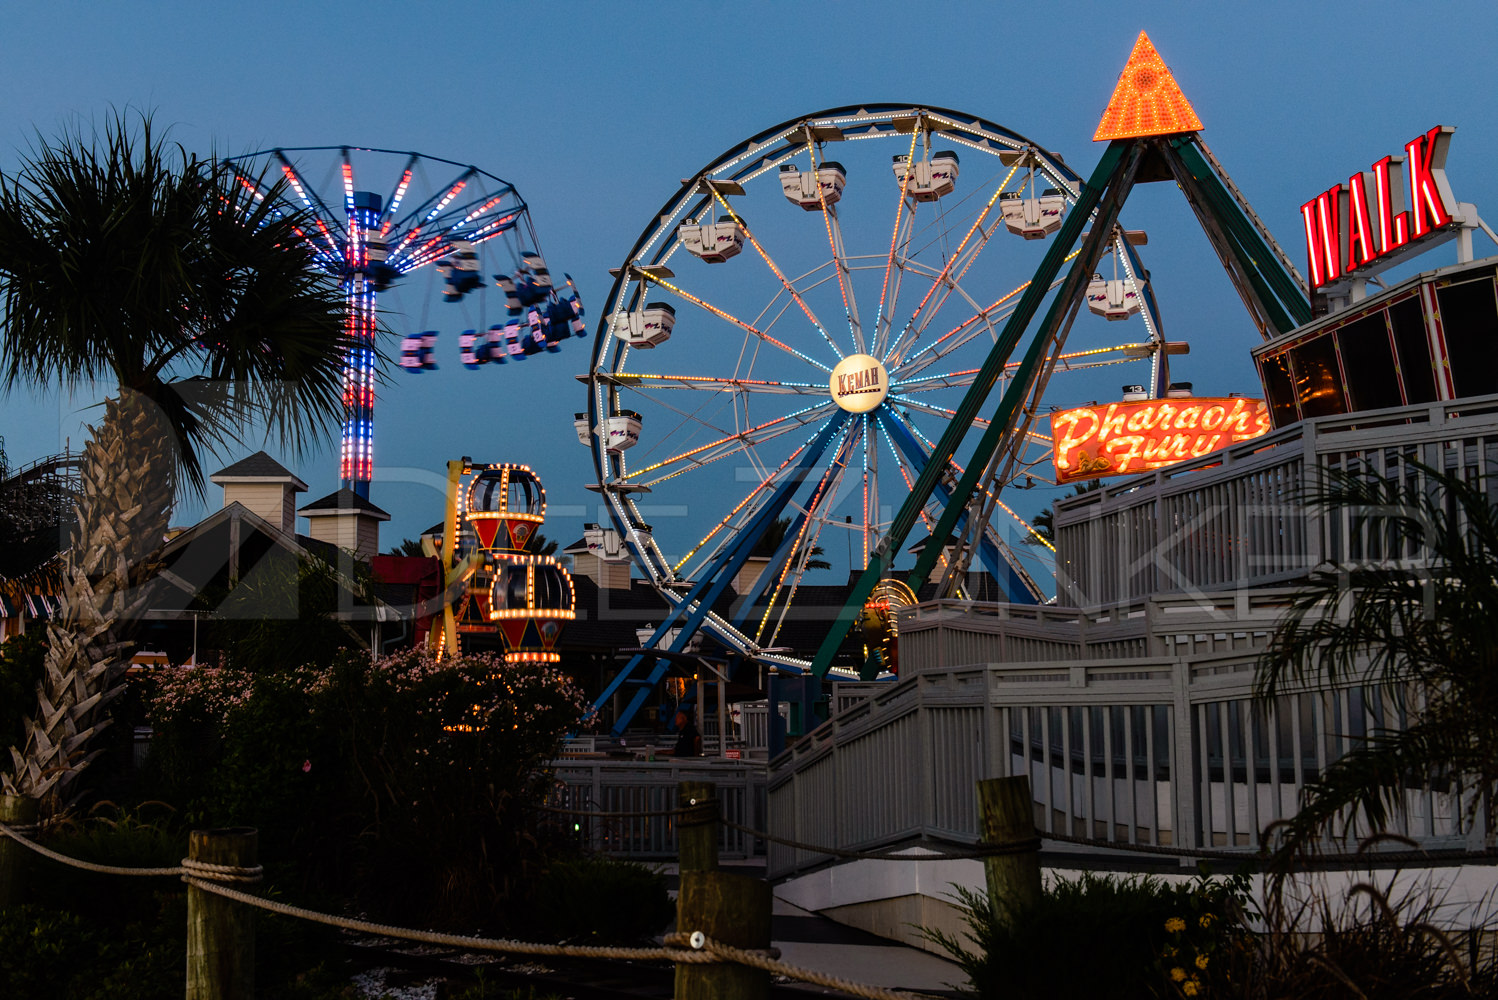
top-left (583, 106), bottom-right (1167, 717)
top-left (224, 146), bottom-right (577, 499)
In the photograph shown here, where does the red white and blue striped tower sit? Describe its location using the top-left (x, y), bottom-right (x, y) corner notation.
top-left (225, 147), bottom-right (538, 499)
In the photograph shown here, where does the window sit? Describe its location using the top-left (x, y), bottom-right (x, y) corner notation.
top-left (1259, 353), bottom-right (1298, 426)
top-left (1389, 295), bottom-right (1437, 403)
top-left (1437, 277), bottom-right (1498, 398)
top-left (1289, 335), bottom-right (1346, 418)
top-left (1335, 313), bottom-right (1402, 411)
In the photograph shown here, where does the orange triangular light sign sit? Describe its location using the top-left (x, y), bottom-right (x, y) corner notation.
top-left (1093, 31), bottom-right (1203, 141)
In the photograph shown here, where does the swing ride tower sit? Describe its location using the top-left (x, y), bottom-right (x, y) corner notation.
top-left (225, 147), bottom-right (542, 499)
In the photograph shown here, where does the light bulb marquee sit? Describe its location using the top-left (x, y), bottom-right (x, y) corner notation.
top-left (1093, 31), bottom-right (1203, 142)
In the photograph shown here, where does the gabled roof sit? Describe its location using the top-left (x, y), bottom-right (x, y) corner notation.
top-left (209, 451), bottom-right (307, 490)
top-left (297, 488), bottom-right (391, 521)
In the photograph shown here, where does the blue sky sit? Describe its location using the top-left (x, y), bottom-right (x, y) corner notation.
top-left (3, 1), bottom-right (1496, 573)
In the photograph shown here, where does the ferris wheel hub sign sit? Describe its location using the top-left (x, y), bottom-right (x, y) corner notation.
top-left (829, 353), bottom-right (888, 413)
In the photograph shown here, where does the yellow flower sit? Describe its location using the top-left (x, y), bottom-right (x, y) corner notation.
top-left (1170, 967), bottom-right (1188, 982)
top-left (1199, 913), bottom-right (1215, 928)
top-left (1196, 954), bottom-right (1209, 970)
top-left (1165, 917), bottom-right (1187, 933)
top-left (1182, 981), bottom-right (1200, 997)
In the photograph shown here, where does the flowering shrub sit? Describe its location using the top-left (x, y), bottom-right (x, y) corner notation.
top-left (143, 649), bottom-right (586, 927)
top-left (1154, 871), bottom-right (1251, 998)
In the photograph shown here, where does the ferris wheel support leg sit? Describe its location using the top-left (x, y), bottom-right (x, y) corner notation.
top-left (1166, 137), bottom-right (1311, 334)
top-left (807, 141), bottom-right (1144, 682)
top-left (874, 409), bottom-right (1022, 600)
top-left (594, 414), bottom-right (851, 735)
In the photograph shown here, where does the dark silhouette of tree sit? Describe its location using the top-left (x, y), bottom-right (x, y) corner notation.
top-left (751, 516), bottom-right (829, 571)
top-left (1025, 480), bottom-right (1101, 545)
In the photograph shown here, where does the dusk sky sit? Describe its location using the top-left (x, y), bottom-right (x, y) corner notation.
top-left (4, 2), bottom-right (1497, 577)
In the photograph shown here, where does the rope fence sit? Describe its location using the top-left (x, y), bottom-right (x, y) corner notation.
top-left (0, 817), bottom-right (938, 1000)
top-left (7, 783), bottom-right (1474, 1000)
top-left (534, 798), bottom-right (1486, 868)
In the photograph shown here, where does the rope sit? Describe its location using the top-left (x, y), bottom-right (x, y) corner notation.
top-left (188, 876), bottom-right (710, 964)
top-left (3, 818), bottom-right (947, 1000)
top-left (667, 932), bottom-right (942, 1000)
top-left (0, 822), bottom-right (263, 882)
top-left (534, 803), bottom-right (698, 821)
top-left (724, 819), bottom-right (1043, 861)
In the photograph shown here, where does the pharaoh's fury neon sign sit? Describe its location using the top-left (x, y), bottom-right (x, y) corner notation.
top-left (1302, 125), bottom-right (1462, 290)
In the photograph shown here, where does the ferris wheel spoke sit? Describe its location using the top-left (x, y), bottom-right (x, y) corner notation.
top-left (677, 415), bottom-right (854, 582)
top-left (893, 260), bottom-right (1076, 382)
top-left (622, 401), bottom-right (838, 488)
top-left (706, 188), bottom-right (843, 360)
top-left (754, 419), bottom-right (862, 644)
top-left (795, 127), bottom-right (866, 353)
top-left (887, 395), bottom-right (991, 430)
top-left (871, 124), bottom-right (924, 357)
top-left (672, 436), bottom-right (815, 577)
top-left (640, 272), bottom-right (833, 374)
top-left (596, 372), bottom-right (827, 395)
top-left (881, 166), bottom-right (1021, 368)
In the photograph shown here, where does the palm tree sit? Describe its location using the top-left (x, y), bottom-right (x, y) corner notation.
top-left (751, 516), bottom-right (830, 571)
top-left (0, 113), bottom-right (348, 808)
top-left (1255, 461), bottom-right (1498, 860)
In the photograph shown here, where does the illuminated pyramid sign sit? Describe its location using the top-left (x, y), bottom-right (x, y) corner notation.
top-left (1093, 31), bottom-right (1203, 141)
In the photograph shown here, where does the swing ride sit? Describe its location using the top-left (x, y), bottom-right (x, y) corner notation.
top-left (223, 146), bottom-right (583, 499)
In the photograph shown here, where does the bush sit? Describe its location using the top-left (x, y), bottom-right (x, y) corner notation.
top-left (0, 629), bottom-right (46, 748)
top-left (925, 870), bottom-right (1250, 1000)
top-left (142, 649), bottom-right (586, 928)
top-left (533, 857), bottom-right (673, 945)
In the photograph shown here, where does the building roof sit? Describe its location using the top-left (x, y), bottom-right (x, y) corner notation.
top-left (209, 451), bottom-right (307, 489)
top-left (297, 488), bottom-right (392, 521)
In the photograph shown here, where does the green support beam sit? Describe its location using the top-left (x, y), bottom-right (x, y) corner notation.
top-left (808, 140), bottom-right (1137, 681)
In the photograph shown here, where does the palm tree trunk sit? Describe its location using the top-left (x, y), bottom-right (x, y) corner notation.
top-left (4, 392), bottom-right (175, 810)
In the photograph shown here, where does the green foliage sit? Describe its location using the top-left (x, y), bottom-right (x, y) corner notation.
top-left (196, 550), bottom-right (371, 672)
top-left (1256, 462), bottom-right (1498, 860)
top-left (450, 976), bottom-right (566, 1000)
top-left (0, 630), bottom-right (45, 747)
top-left (924, 870), bottom-right (1250, 1000)
top-left (533, 857), bottom-right (673, 945)
top-left (1244, 875), bottom-right (1498, 999)
top-left (142, 649), bottom-right (587, 928)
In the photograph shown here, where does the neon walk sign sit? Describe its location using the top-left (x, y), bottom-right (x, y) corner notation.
top-left (1302, 125), bottom-right (1462, 290)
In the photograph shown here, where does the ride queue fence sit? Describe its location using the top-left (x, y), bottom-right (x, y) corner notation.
top-left (549, 758), bottom-right (768, 859)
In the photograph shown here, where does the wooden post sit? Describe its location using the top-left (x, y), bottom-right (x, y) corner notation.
top-left (677, 781), bottom-right (718, 873)
top-left (0, 794), bottom-right (38, 909)
top-left (675, 870), bottom-right (771, 1000)
top-left (977, 775), bottom-right (1042, 929)
top-left (186, 827), bottom-right (257, 1000)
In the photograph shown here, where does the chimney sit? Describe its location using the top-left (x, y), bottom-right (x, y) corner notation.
top-left (297, 488), bottom-right (391, 563)
top-left (209, 452), bottom-right (307, 534)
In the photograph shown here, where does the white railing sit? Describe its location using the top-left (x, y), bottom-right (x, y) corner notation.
top-left (550, 759), bottom-right (768, 859)
top-left (767, 652), bottom-right (1479, 878)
